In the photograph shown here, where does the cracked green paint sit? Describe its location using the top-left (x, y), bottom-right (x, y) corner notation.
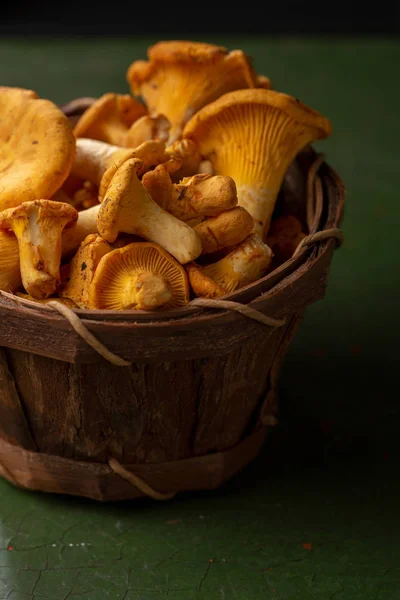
top-left (0, 37), bottom-right (399, 600)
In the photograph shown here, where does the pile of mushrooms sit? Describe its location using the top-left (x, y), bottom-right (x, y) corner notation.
top-left (0, 40), bottom-right (332, 311)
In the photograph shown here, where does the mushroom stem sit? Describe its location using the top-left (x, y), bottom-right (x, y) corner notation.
top-left (121, 273), bottom-right (172, 310)
top-left (62, 204), bottom-right (100, 258)
top-left (71, 138), bottom-right (136, 186)
top-left (97, 158), bottom-right (202, 264)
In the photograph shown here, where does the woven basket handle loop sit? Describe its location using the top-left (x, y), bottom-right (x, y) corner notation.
top-left (108, 457), bottom-right (176, 501)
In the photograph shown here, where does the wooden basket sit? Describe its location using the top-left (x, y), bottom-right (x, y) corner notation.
top-left (0, 100), bottom-right (345, 502)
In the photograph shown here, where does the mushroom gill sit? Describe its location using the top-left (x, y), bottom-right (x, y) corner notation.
top-left (183, 88), bottom-right (332, 238)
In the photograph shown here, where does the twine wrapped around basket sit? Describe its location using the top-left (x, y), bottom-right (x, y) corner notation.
top-left (0, 98), bottom-right (345, 502)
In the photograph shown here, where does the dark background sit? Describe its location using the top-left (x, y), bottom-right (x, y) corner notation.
top-left (2, 2), bottom-right (400, 35)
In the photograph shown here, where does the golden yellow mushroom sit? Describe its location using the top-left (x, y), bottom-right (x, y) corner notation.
top-left (183, 88), bottom-right (332, 238)
top-left (124, 114), bottom-right (170, 148)
top-left (127, 40), bottom-right (267, 143)
top-left (142, 166), bottom-right (238, 222)
top-left (60, 233), bottom-right (113, 308)
top-left (200, 233), bottom-right (273, 294)
top-left (73, 92), bottom-right (147, 146)
top-left (0, 203), bottom-right (102, 292)
top-left (97, 158), bottom-right (202, 264)
top-left (88, 242), bottom-right (190, 311)
top-left (164, 138), bottom-right (203, 181)
top-left (194, 207), bottom-right (254, 255)
top-left (0, 200), bottom-right (78, 298)
top-left (185, 262), bottom-right (227, 299)
top-left (0, 231), bottom-right (22, 292)
top-left (0, 86), bottom-right (76, 211)
top-left (71, 138), bottom-right (168, 202)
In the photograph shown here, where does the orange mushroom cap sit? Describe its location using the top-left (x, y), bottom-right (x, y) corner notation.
top-left (127, 40), bottom-right (266, 143)
top-left (183, 88), bottom-right (332, 238)
top-left (73, 92), bottom-right (147, 146)
top-left (0, 86), bottom-right (76, 211)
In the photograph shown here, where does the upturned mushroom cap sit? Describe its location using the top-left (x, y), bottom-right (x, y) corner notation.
top-left (142, 167), bottom-right (238, 222)
top-left (0, 200), bottom-right (78, 298)
top-left (97, 158), bottom-right (202, 264)
top-left (185, 262), bottom-right (227, 299)
top-left (124, 114), bottom-right (170, 148)
top-left (202, 233), bottom-right (273, 293)
top-left (60, 233), bottom-right (113, 308)
top-left (0, 231), bottom-right (21, 292)
top-left (127, 41), bottom-right (265, 143)
top-left (194, 207), bottom-right (254, 254)
top-left (183, 88), bottom-right (332, 237)
top-left (88, 242), bottom-right (190, 311)
top-left (73, 92), bottom-right (147, 146)
top-left (0, 86), bottom-right (76, 211)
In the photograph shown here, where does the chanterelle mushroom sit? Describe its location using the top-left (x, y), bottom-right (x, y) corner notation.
top-left (71, 138), bottom-right (168, 202)
top-left (127, 40), bottom-right (269, 143)
top-left (187, 233), bottom-right (273, 296)
top-left (0, 86), bottom-right (76, 211)
top-left (183, 88), bottom-right (332, 238)
top-left (0, 231), bottom-right (21, 292)
top-left (194, 207), bottom-right (254, 255)
top-left (73, 92), bottom-right (147, 146)
top-left (88, 242), bottom-right (190, 311)
top-left (0, 200), bottom-right (78, 298)
top-left (142, 166), bottom-right (238, 222)
top-left (60, 233), bottom-right (113, 308)
top-left (124, 114), bottom-right (171, 148)
top-left (97, 158), bottom-right (202, 264)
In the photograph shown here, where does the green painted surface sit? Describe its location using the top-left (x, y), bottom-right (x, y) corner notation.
top-left (0, 36), bottom-right (398, 599)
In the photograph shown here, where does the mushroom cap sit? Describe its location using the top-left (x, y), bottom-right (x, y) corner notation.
top-left (183, 88), bottom-right (332, 236)
top-left (124, 114), bottom-right (171, 148)
top-left (127, 41), bottom-right (263, 143)
top-left (60, 233), bottom-right (113, 308)
top-left (73, 93), bottom-right (147, 145)
top-left (89, 242), bottom-right (190, 310)
top-left (0, 86), bottom-right (76, 211)
top-left (185, 262), bottom-right (227, 299)
top-left (194, 206), bottom-right (255, 254)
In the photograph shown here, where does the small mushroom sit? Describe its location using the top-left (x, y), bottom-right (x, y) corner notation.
top-left (60, 233), bottom-right (113, 308)
top-left (127, 41), bottom-right (265, 143)
top-left (124, 114), bottom-right (170, 147)
top-left (72, 181), bottom-right (99, 210)
top-left (142, 166), bottom-right (238, 222)
top-left (194, 207), bottom-right (254, 254)
top-left (183, 88), bottom-right (332, 238)
top-left (0, 86), bottom-right (76, 211)
top-left (0, 200), bottom-right (78, 298)
top-left (88, 242), bottom-right (190, 311)
top-left (266, 215), bottom-right (307, 264)
top-left (0, 231), bottom-right (21, 292)
top-left (73, 92), bottom-right (147, 146)
top-left (188, 233), bottom-right (273, 296)
top-left (165, 139), bottom-right (203, 181)
top-left (97, 158), bottom-right (202, 264)
top-left (71, 138), bottom-right (168, 202)
top-left (185, 262), bottom-right (227, 299)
